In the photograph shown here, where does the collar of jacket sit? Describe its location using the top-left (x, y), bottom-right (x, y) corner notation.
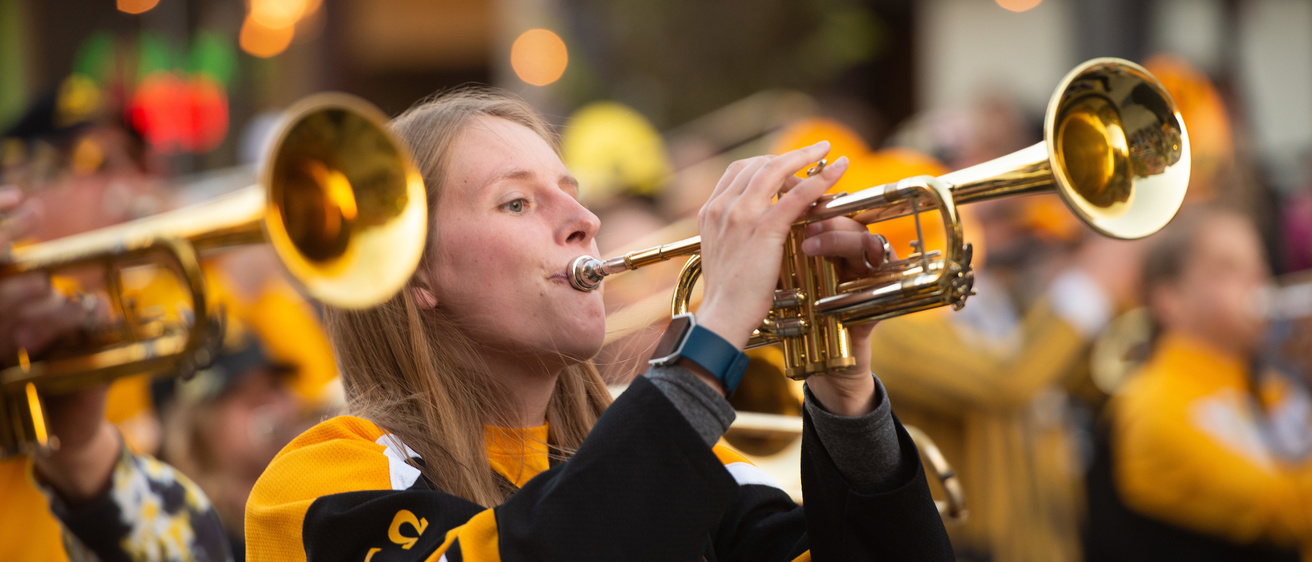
top-left (1148, 332), bottom-right (1250, 391)
top-left (484, 424), bottom-right (551, 488)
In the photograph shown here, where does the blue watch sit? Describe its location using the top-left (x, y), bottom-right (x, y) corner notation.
top-left (649, 314), bottom-right (750, 396)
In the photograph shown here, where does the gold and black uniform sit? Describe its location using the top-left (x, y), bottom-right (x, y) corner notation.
top-left (245, 375), bottom-right (952, 561)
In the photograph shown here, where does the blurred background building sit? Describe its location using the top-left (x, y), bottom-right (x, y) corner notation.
top-left (4, 0), bottom-right (1310, 198)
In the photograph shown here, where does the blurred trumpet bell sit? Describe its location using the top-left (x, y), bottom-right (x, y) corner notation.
top-left (0, 94), bottom-right (428, 458)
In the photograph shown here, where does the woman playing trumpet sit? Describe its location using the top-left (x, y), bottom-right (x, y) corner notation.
top-left (245, 88), bottom-right (952, 561)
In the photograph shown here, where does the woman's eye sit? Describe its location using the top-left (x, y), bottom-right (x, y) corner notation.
top-left (502, 198), bottom-right (526, 213)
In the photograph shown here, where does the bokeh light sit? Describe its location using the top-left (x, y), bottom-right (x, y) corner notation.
top-left (250, 0), bottom-right (308, 30)
top-left (240, 15), bottom-right (295, 58)
top-left (128, 72), bottom-right (229, 154)
top-left (996, 0), bottom-right (1042, 12)
top-left (511, 29), bottom-right (569, 87)
top-left (117, 0), bottom-right (160, 15)
top-left (129, 72), bottom-right (188, 153)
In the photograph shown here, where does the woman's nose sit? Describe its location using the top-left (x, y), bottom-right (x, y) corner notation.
top-left (561, 198), bottom-right (600, 247)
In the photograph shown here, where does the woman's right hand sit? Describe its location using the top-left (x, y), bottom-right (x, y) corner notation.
top-left (694, 142), bottom-right (848, 350)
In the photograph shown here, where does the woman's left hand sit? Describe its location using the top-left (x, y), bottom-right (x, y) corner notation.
top-left (798, 216), bottom-right (893, 417)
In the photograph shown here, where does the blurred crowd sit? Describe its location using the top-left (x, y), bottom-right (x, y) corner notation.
top-left (3, 43), bottom-right (1312, 562)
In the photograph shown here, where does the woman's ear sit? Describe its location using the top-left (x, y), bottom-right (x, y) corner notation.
top-left (411, 265), bottom-right (439, 309)
top-left (412, 286), bottom-right (439, 309)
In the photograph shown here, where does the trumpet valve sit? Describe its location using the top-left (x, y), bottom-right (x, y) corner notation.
top-left (772, 289), bottom-right (806, 309)
top-left (773, 317), bottom-right (809, 338)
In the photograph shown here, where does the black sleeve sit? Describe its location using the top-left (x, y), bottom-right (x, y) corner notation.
top-left (801, 409), bottom-right (955, 561)
top-left (301, 376), bottom-right (740, 562)
top-left (708, 410), bottom-right (953, 562)
top-left (711, 481), bottom-right (810, 562)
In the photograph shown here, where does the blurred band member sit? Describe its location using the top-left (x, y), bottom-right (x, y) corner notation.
top-left (1085, 206), bottom-right (1308, 561)
top-left (157, 335), bottom-right (305, 559)
top-left (0, 88), bottom-right (230, 561)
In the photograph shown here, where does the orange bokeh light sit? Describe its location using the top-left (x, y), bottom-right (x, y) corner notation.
top-left (117, 0), bottom-right (160, 14)
top-left (511, 29), bottom-right (569, 87)
top-left (250, 0), bottom-right (307, 30)
top-left (996, 0), bottom-right (1042, 12)
top-left (240, 15), bottom-right (295, 58)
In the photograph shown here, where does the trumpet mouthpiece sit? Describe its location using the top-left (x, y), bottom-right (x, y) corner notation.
top-left (570, 255), bottom-right (605, 291)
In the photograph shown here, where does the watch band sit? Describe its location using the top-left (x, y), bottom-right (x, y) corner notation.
top-left (674, 324), bottom-right (750, 396)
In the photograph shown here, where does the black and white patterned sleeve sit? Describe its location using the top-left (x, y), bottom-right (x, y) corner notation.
top-left (38, 441), bottom-right (232, 562)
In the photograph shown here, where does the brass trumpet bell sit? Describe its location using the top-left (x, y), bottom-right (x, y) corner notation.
top-left (947, 57), bottom-right (1191, 240)
top-left (263, 95), bottom-right (429, 308)
top-left (0, 93), bottom-right (427, 457)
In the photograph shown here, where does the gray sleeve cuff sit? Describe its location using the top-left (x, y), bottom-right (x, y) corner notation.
top-left (803, 374), bottom-right (903, 492)
top-left (645, 364), bottom-right (736, 447)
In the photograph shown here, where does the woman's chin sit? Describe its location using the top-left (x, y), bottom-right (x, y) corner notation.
top-left (560, 329), bottom-right (606, 364)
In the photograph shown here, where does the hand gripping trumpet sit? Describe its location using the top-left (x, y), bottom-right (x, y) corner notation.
top-left (0, 94), bottom-right (428, 458)
top-left (571, 58), bottom-right (1190, 380)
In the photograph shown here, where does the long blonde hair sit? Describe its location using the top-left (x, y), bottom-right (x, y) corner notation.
top-left (324, 88), bottom-right (612, 506)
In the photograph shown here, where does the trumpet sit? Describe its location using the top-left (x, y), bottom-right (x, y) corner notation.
top-left (1261, 272), bottom-right (1312, 320)
top-left (0, 94), bottom-right (428, 457)
top-left (573, 58), bottom-right (1190, 380)
top-left (1092, 272), bottom-right (1312, 395)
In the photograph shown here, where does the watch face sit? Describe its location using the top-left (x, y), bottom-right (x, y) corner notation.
top-left (651, 315), bottom-right (694, 362)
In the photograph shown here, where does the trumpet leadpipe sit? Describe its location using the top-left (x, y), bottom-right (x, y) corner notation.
top-left (1260, 281), bottom-right (1312, 320)
top-left (570, 235), bottom-right (702, 291)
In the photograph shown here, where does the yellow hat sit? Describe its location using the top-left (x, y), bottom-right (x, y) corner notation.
top-left (770, 117), bottom-right (871, 175)
top-left (562, 101), bottom-right (671, 206)
top-left (236, 277), bottom-right (339, 408)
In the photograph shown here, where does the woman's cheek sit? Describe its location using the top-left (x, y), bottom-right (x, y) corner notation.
top-left (1220, 285), bottom-right (1264, 340)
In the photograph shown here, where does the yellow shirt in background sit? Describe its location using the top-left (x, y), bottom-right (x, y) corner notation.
top-left (1111, 332), bottom-right (1312, 549)
top-left (0, 457), bottom-right (69, 562)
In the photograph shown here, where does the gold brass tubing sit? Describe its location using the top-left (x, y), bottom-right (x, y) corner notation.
top-left (668, 255), bottom-right (779, 349)
top-left (809, 177), bottom-right (970, 325)
top-left (779, 227), bottom-right (808, 379)
top-left (630, 235), bottom-right (702, 268)
top-left (671, 254), bottom-right (701, 318)
top-left (817, 254), bottom-right (854, 373)
top-left (802, 253), bottom-right (822, 376)
top-left (906, 425), bottom-right (969, 522)
top-left (23, 382), bottom-right (47, 450)
top-left (3, 189), bottom-right (265, 276)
